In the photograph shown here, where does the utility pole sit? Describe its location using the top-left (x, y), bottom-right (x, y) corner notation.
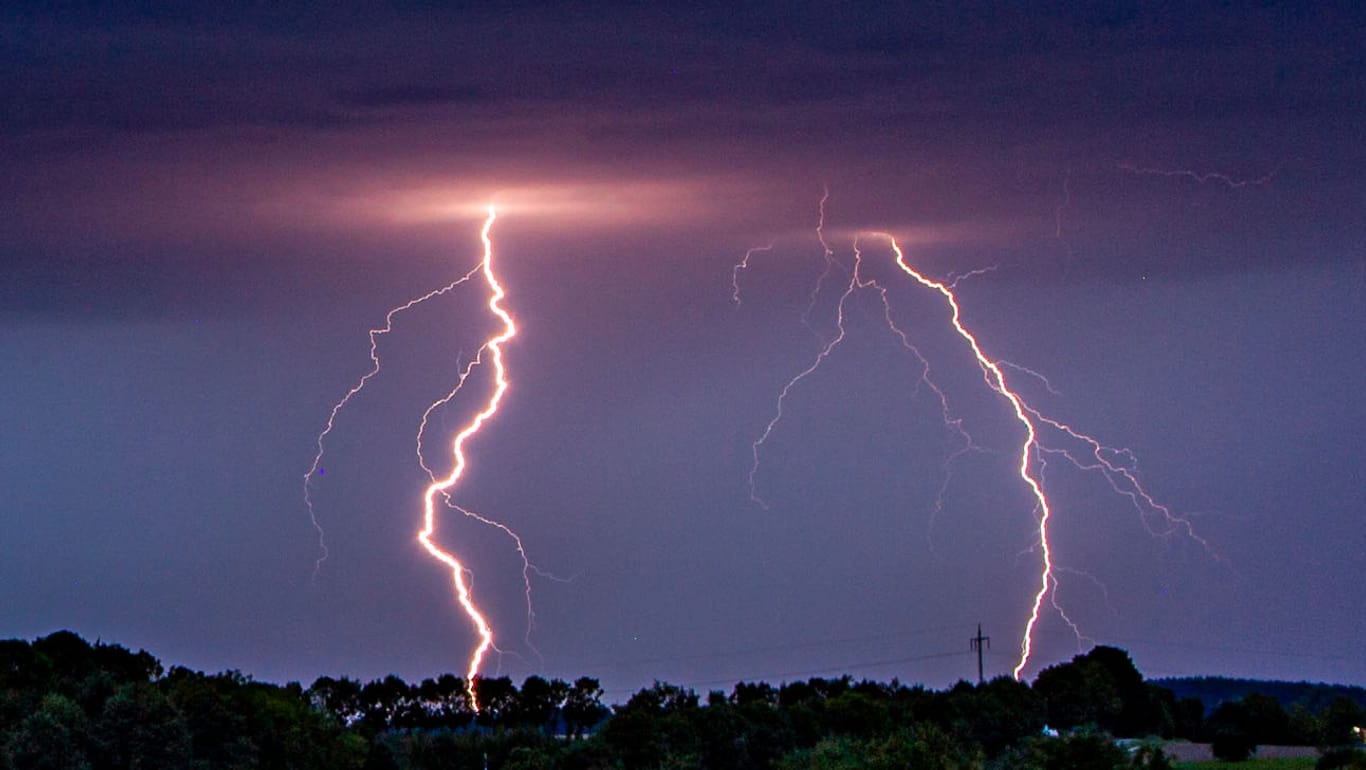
top-left (970, 624), bottom-right (990, 685)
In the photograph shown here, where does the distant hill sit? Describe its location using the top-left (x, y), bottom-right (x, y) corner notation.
top-left (1154, 676), bottom-right (1366, 714)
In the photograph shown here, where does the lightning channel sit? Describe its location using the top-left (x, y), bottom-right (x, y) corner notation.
top-left (304, 265), bottom-right (482, 579)
top-left (748, 246), bottom-right (861, 509)
top-left (801, 184), bottom-right (842, 338)
top-left (732, 243), bottom-right (774, 305)
top-left (418, 386), bottom-right (567, 660)
top-left (1027, 410), bottom-right (1213, 550)
top-left (747, 233), bottom-right (978, 529)
top-left (417, 205), bottom-right (514, 711)
top-left (876, 233), bottom-right (1057, 679)
top-left (742, 193), bottom-right (1211, 679)
top-left (1117, 162), bottom-right (1277, 189)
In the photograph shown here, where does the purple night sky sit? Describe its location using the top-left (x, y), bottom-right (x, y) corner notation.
top-left (3, 2), bottom-right (1363, 701)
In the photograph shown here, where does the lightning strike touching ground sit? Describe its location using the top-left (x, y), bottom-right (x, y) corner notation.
top-left (888, 231), bottom-right (1208, 676)
top-left (879, 233), bottom-right (1057, 679)
top-left (306, 206), bottom-right (522, 713)
top-left (416, 206), bottom-right (516, 711)
top-left (304, 265), bottom-right (482, 579)
top-left (741, 190), bottom-right (1209, 681)
top-left (418, 387), bottom-right (567, 660)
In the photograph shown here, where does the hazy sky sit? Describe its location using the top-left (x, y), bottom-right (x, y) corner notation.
top-left (3, 1), bottom-right (1364, 701)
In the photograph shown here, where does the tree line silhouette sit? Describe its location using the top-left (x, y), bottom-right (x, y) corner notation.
top-left (1, 630), bottom-right (1362, 769)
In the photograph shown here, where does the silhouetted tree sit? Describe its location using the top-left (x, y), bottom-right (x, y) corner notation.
top-left (1033, 646), bottom-right (1164, 736)
top-left (562, 677), bottom-right (609, 738)
top-left (359, 676), bottom-right (413, 734)
top-left (1322, 697), bottom-right (1366, 747)
top-left (1242, 692), bottom-right (1292, 745)
top-left (777, 723), bottom-right (981, 770)
top-left (1207, 700), bottom-right (1257, 761)
top-left (947, 676), bottom-right (1046, 756)
top-left (310, 676), bottom-right (365, 726)
top-left (510, 675), bottom-right (567, 732)
top-left (731, 681), bottom-right (778, 708)
top-left (602, 682), bottom-right (701, 767)
top-left (413, 674), bottom-right (474, 730)
top-left (998, 727), bottom-right (1161, 770)
top-left (90, 682), bottom-right (191, 770)
top-left (7, 693), bottom-right (91, 770)
top-left (473, 677), bottom-right (519, 729)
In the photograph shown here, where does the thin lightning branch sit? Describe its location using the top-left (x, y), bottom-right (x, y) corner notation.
top-left (998, 360), bottom-right (1063, 397)
top-left (732, 243), bottom-right (774, 305)
top-left (748, 234), bottom-right (980, 532)
top-left (304, 265), bottom-right (482, 579)
top-left (1028, 410), bottom-right (1213, 552)
top-left (1117, 162), bottom-right (1277, 189)
top-left (1049, 573), bottom-right (1093, 653)
top-left (749, 191), bottom-right (977, 510)
top-left (944, 265), bottom-right (999, 289)
top-left (881, 233), bottom-right (1208, 676)
top-left (1053, 163), bottom-right (1079, 281)
top-left (1054, 565), bottom-right (1122, 620)
top-left (801, 185), bottom-right (843, 338)
top-left (859, 248), bottom-right (982, 551)
top-left (748, 246), bottom-right (863, 509)
top-left (417, 206), bottom-right (515, 712)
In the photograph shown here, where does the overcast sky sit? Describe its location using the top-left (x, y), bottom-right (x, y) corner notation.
top-left (3, 1), bottom-right (1364, 701)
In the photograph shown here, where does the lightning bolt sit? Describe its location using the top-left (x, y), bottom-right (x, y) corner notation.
top-left (307, 206), bottom-right (522, 712)
top-left (304, 266), bottom-right (482, 579)
top-left (746, 250), bottom-right (858, 510)
top-left (884, 232), bottom-right (1211, 677)
top-left (741, 190), bottom-right (1210, 681)
top-left (1118, 162), bottom-right (1277, 189)
top-left (417, 205), bottom-right (515, 711)
top-left (877, 233), bottom-right (1056, 679)
top-left (418, 388), bottom-right (566, 661)
top-left (746, 233), bottom-right (977, 525)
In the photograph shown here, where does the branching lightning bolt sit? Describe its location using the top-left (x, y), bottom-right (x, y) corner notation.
top-left (747, 252), bottom-right (859, 510)
top-left (418, 387), bottom-right (567, 661)
top-left (879, 233), bottom-right (1056, 679)
top-left (307, 206), bottom-right (526, 713)
top-left (885, 231), bottom-right (1211, 675)
top-left (417, 206), bottom-right (515, 711)
top-left (304, 266), bottom-right (482, 579)
top-left (739, 189), bottom-right (1211, 681)
top-left (745, 234), bottom-right (978, 521)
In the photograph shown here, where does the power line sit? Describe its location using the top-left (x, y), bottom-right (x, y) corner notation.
top-left (672, 649), bottom-right (971, 691)
top-left (566, 623), bottom-right (979, 672)
top-left (970, 624), bottom-right (990, 685)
